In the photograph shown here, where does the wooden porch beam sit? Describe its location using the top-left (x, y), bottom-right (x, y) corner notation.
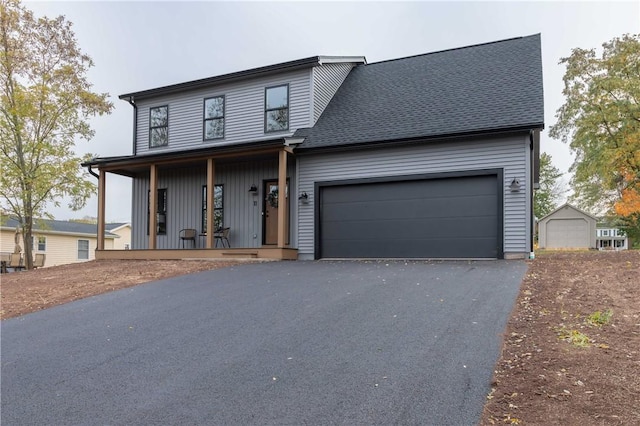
top-left (206, 158), bottom-right (215, 248)
top-left (99, 146), bottom-right (283, 173)
top-left (149, 164), bottom-right (158, 249)
top-left (97, 169), bottom-right (106, 250)
top-left (277, 149), bottom-right (288, 248)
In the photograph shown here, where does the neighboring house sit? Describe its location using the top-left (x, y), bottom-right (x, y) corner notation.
top-left (538, 204), bottom-right (597, 249)
top-left (0, 218), bottom-right (120, 267)
top-left (84, 34), bottom-right (544, 260)
top-left (596, 225), bottom-right (629, 251)
top-left (105, 223), bottom-right (132, 250)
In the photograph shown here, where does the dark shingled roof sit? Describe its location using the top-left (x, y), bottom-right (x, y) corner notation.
top-left (1, 217), bottom-right (118, 238)
top-left (295, 34), bottom-right (544, 150)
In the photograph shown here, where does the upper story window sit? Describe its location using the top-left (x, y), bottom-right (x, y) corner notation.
top-left (149, 105), bottom-right (168, 147)
top-left (265, 84), bottom-right (289, 132)
top-left (204, 96), bottom-right (225, 140)
top-left (602, 230), bottom-right (609, 237)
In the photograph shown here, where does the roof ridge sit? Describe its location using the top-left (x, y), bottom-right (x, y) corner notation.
top-left (365, 34), bottom-right (540, 67)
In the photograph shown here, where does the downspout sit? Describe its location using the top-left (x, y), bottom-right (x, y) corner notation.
top-left (85, 162), bottom-right (100, 249)
top-left (127, 96), bottom-right (138, 156)
top-left (529, 130), bottom-right (535, 255)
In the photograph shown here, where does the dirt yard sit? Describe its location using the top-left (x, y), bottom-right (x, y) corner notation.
top-left (1, 252), bottom-right (638, 424)
top-left (482, 251), bottom-right (639, 425)
top-left (0, 259), bottom-right (253, 320)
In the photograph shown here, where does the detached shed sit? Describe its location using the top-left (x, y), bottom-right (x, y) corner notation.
top-left (538, 204), bottom-right (597, 249)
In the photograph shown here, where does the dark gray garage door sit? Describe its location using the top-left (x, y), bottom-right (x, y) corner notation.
top-left (319, 174), bottom-right (500, 258)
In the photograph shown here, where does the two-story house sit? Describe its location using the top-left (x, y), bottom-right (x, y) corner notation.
top-left (596, 226), bottom-right (629, 251)
top-left (84, 34), bottom-right (544, 260)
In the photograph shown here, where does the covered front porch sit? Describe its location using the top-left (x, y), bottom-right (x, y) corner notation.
top-left (86, 139), bottom-right (302, 261)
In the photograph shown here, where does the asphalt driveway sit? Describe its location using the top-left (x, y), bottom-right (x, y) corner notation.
top-left (1, 260), bottom-right (527, 425)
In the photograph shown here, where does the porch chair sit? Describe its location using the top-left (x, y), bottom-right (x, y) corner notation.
top-left (9, 253), bottom-right (24, 271)
top-left (179, 228), bottom-right (197, 249)
top-left (33, 253), bottom-right (46, 269)
top-left (215, 227), bottom-right (231, 248)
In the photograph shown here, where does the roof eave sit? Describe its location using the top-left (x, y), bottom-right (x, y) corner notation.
top-left (119, 56), bottom-right (322, 101)
top-left (296, 123), bottom-right (544, 154)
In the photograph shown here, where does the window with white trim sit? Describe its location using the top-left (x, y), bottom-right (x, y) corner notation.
top-left (31, 236), bottom-right (46, 251)
top-left (78, 239), bottom-right (90, 260)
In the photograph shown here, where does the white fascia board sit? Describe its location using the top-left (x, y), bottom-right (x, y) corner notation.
top-left (284, 137), bottom-right (306, 147)
top-left (318, 56), bottom-right (367, 65)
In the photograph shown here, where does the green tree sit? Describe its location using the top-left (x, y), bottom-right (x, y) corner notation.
top-left (0, 1), bottom-right (112, 269)
top-left (534, 152), bottom-right (565, 219)
top-left (549, 34), bottom-right (640, 219)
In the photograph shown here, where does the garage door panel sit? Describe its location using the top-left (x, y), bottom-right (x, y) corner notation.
top-left (322, 215), bottom-right (497, 241)
top-left (546, 219), bottom-right (589, 248)
top-left (320, 174), bottom-right (499, 258)
top-left (322, 236), bottom-right (498, 258)
top-left (322, 195), bottom-right (497, 221)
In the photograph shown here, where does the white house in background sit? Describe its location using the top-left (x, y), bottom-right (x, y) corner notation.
top-left (596, 225), bottom-right (629, 251)
top-left (0, 217), bottom-right (126, 267)
top-left (537, 204), bottom-right (597, 249)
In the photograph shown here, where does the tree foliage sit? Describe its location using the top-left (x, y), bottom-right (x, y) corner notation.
top-left (534, 152), bottom-right (565, 219)
top-left (0, 0), bottom-right (112, 268)
top-left (550, 34), bottom-right (640, 217)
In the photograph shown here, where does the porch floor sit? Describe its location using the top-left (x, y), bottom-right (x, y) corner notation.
top-left (96, 248), bottom-right (298, 261)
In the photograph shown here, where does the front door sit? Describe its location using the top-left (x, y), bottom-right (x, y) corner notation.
top-left (263, 180), bottom-right (289, 245)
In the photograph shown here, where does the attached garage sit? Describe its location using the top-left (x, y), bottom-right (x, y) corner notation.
top-left (317, 171), bottom-right (502, 259)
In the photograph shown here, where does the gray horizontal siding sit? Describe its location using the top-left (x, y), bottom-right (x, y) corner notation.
top-left (297, 134), bottom-right (529, 258)
top-left (131, 159), bottom-right (297, 249)
top-left (135, 69), bottom-right (312, 155)
top-left (312, 63), bottom-right (354, 124)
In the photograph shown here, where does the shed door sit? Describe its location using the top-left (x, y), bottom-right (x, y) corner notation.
top-left (546, 219), bottom-right (589, 248)
top-left (319, 175), bottom-right (499, 258)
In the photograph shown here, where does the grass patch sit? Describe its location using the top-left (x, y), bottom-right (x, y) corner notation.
top-left (556, 327), bottom-right (591, 347)
top-left (586, 309), bottom-right (613, 326)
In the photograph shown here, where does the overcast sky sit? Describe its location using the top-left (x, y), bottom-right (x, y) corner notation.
top-left (26, 1), bottom-right (639, 222)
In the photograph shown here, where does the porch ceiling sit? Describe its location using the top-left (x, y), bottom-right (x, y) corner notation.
top-left (84, 139), bottom-right (288, 177)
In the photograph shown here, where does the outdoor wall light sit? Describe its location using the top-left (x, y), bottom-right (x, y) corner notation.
top-left (509, 177), bottom-right (521, 192)
top-left (248, 184), bottom-right (258, 194)
top-left (298, 192), bottom-right (309, 204)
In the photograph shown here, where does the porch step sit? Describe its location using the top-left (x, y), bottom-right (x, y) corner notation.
top-left (222, 251), bottom-right (258, 259)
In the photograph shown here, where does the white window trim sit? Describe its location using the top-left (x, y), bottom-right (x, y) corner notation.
top-left (77, 239), bottom-right (90, 260)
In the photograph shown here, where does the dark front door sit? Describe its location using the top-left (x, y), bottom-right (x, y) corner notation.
top-left (263, 180), bottom-right (289, 245)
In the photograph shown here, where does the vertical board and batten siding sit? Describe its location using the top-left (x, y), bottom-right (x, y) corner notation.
top-left (312, 63), bottom-right (355, 124)
top-left (134, 69), bottom-right (312, 155)
top-left (131, 159), bottom-right (297, 249)
top-left (297, 134), bottom-right (530, 259)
